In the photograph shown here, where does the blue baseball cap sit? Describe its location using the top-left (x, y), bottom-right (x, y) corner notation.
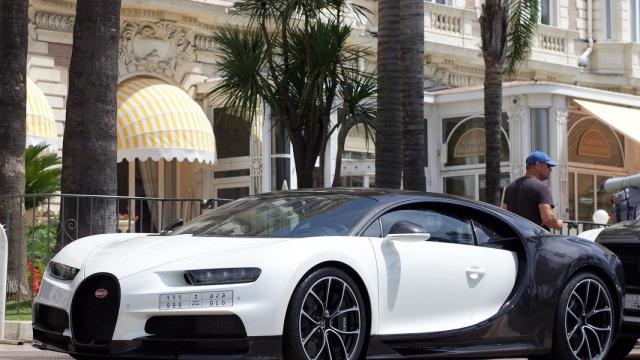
top-left (526, 151), bottom-right (558, 167)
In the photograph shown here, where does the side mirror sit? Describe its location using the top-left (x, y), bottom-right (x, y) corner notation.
top-left (159, 218), bottom-right (184, 235)
top-left (388, 221), bottom-right (425, 234)
top-left (384, 233), bottom-right (431, 243)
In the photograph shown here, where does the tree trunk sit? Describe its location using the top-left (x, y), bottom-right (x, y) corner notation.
top-left (480, 0), bottom-right (507, 206)
top-left (401, 0), bottom-right (426, 191)
top-left (0, 0), bottom-right (30, 298)
top-left (376, 0), bottom-right (403, 189)
top-left (59, 0), bottom-right (121, 248)
top-left (332, 123), bottom-right (349, 187)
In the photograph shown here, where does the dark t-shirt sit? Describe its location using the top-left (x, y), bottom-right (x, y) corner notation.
top-left (504, 176), bottom-right (554, 228)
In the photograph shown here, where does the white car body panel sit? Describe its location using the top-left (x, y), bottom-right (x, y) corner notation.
top-left (473, 248), bottom-right (518, 322)
top-left (577, 228), bottom-right (606, 242)
top-left (371, 238), bottom-right (515, 334)
top-left (37, 234), bottom-right (381, 339)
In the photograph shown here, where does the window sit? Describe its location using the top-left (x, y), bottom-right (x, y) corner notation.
top-left (530, 108), bottom-right (549, 154)
top-left (426, 0), bottom-right (446, 4)
top-left (540, 0), bottom-right (553, 25)
top-left (379, 209), bottom-right (474, 245)
top-left (442, 115), bottom-right (510, 167)
top-left (632, 0), bottom-right (640, 42)
top-left (604, 0), bottom-right (613, 40)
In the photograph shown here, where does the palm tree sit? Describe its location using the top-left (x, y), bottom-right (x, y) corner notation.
top-left (401, 0), bottom-right (426, 191)
top-left (481, 0), bottom-right (539, 205)
top-left (59, 0), bottom-right (121, 248)
top-left (332, 70), bottom-right (377, 187)
top-left (25, 144), bottom-right (61, 210)
top-left (211, 0), bottom-right (373, 188)
top-left (375, 0), bottom-right (403, 189)
top-left (0, 0), bottom-right (29, 298)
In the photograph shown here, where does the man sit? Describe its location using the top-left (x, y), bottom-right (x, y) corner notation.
top-left (502, 151), bottom-right (564, 230)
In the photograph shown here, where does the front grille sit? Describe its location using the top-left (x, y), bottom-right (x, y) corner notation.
top-left (33, 303), bottom-right (68, 333)
top-left (71, 273), bottom-right (120, 344)
top-left (603, 244), bottom-right (640, 289)
top-left (145, 315), bottom-right (247, 339)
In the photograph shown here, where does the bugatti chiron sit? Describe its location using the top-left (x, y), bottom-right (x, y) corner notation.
top-left (32, 189), bottom-right (624, 359)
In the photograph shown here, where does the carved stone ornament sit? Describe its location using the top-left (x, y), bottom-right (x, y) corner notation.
top-left (250, 157), bottom-right (263, 174)
top-left (556, 108), bottom-right (569, 125)
top-left (34, 12), bottom-right (75, 32)
top-left (194, 35), bottom-right (217, 52)
top-left (507, 101), bottom-right (527, 125)
top-left (120, 21), bottom-right (194, 78)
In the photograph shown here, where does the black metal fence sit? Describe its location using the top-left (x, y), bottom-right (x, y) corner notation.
top-left (554, 220), bottom-right (610, 236)
top-left (0, 193), bottom-right (230, 317)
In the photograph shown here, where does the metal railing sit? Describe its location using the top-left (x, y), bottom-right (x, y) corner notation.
top-left (555, 220), bottom-right (610, 236)
top-left (0, 193), bottom-right (231, 317)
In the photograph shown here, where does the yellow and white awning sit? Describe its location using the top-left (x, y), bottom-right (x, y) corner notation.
top-left (574, 99), bottom-right (640, 143)
top-left (26, 77), bottom-right (57, 150)
top-left (116, 77), bottom-right (217, 164)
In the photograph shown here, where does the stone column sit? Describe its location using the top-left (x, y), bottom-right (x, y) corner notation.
top-left (249, 106), bottom-right (264, 195)
top-left (506, 98), bottom-right (528, 181)
top-left (550, 95), bottom-right (569, 219)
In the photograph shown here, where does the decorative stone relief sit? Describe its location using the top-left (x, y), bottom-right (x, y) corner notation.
top-left (194, 35), bottom-right (217, 52)
top-left (119, 21), bottom-right (194, 78)
top-left (34, 12), bottom-right (75, 32)
top-left (507, 100), bottom-right (527, 181)
top-left (556, 108), bottom-right (569, 125)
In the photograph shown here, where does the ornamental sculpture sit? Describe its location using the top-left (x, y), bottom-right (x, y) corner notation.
top-left (119, 21), bottom-right (194, 78)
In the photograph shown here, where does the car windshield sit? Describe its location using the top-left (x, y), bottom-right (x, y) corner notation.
top-left (171, 194), bottom-right (378, 237)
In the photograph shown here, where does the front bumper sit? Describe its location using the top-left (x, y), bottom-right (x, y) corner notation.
top-left (33, 327), bottom-right (282, 359)
top-left (33, 267), bottom-right (288, 358)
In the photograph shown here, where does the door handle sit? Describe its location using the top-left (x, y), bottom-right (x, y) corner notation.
top-left (465, 267), bottom-right (486, 280)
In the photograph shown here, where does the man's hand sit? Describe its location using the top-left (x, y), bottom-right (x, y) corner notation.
top-left (538, 203), bottom-right (563, 230)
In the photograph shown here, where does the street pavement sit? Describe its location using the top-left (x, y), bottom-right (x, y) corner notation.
top-left (0, 345), bottom-right (639, 360)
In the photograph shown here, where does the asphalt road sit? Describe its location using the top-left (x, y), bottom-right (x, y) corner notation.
top-left (1, 345), bottom-right (640, 360)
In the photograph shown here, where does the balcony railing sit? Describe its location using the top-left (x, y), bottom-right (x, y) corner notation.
top-left (0, 193), bottom-right (231, 317)
top-left (554, 220), bottom-right (610, 236)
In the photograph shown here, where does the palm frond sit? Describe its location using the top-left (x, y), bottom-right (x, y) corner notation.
top-left (505, 0), bottom-right (539, 74)
top-left (209, 26), bottom-right (270, 122)
top-left (24, 144), bottom-right (61, 209)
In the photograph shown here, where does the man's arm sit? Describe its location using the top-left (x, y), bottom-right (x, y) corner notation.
top-left (538, 203), bottom-right (564, 230)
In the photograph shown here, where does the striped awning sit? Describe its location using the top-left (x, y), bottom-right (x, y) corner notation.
top-left (116, 77), bottom-right (216, 164)
top-left (26, 77), bottom-right (57, 150)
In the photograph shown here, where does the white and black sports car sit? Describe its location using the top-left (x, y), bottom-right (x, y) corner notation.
top-left (33, 189), bottom-right (624, 360)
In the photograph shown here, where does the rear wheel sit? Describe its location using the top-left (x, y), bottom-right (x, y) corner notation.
top-left (283, 267), bottom-right (368, 360)
top-left (550, 272), bottom-right (615, 360)
top-left (605, 336), bottom-right (637, 360)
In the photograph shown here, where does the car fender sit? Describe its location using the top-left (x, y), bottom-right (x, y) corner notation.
top-left (52, 233), bottom-right (150, 272)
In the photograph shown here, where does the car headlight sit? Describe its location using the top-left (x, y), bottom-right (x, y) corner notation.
top-left (48, 262), bottom-right (79, 281)
top-left (184, 268), bottom-right (261, 286)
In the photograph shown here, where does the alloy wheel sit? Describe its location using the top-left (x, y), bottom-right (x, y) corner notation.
top-left (564, 278), bottom-right (613, 360)
top-left (298, 276), bottom-right (362, 360)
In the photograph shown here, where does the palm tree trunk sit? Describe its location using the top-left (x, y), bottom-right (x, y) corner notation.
top-left (401, 0), bottom-right (426, 191)
top-left (376, 0), bottom-right (403, 189)
top-left (332, 122), bottom-right (349, 187)
top-left (480, 0), bottom-right (507, 206)
top-left (0, 0), bottom-right (30, 298)
top-left (59, 0), bottom-right (121, 248)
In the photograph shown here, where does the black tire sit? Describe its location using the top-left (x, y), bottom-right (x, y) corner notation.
top-left (605, 336), bottom-right (637, 360)
top-left (549, 272), bottom-right (615, 360)
top-left (283, 267), bottom-right (368, 360)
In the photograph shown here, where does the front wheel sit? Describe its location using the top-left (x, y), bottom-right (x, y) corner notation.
top-left (283, 267), bottom-right (368, 360)
top-left (551, 272), bottom-right (615, 360)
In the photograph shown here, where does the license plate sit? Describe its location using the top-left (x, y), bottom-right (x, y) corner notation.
top-left (625, 293), bottom-right (640, 310)
top-left (159, 290), bottom-right (233, 311)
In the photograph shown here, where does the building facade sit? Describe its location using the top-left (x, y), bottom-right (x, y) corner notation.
top-left (24, 0), bottom-right (640, 223)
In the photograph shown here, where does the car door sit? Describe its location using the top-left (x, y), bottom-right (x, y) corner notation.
top-left (367, 205), bottom-right (490, 335)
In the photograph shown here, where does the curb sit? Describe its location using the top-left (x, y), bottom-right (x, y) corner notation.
top-left (2, 321), bottom-right (31, 342)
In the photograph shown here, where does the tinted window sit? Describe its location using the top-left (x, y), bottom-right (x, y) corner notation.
top-left (362, 219), bottom-right (382, 237)
top-left (171, 194), bottom-right (377, 237)
top-left (380, 209), bottom-right (474, 245)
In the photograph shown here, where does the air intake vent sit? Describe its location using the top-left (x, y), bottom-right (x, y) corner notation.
top-left (33, 303), bottom-right (68, 333)
top-left (71, 273), bottom-right (120, 344)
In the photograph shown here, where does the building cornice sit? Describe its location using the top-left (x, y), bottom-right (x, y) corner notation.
top-left (426, 82), bottom-right (640, 108)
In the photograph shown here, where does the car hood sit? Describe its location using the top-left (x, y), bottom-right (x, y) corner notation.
top-left (80, 234), bottom-right (288, 279)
